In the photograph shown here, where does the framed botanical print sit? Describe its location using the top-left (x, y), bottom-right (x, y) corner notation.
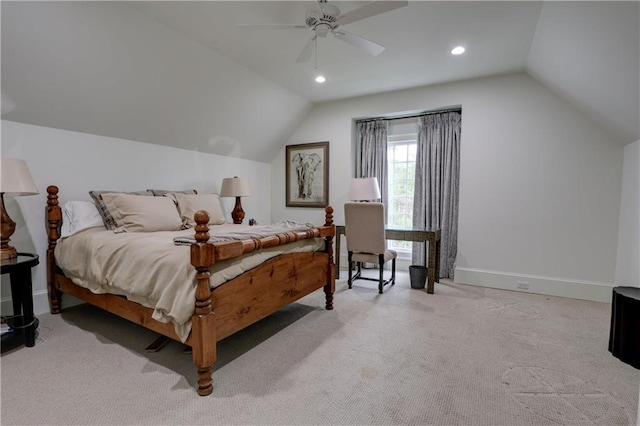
top-left (286, 141), bottom-right (329, 208)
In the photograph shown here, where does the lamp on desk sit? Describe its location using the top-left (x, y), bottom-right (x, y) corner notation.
top-left (349, 177), bottom-right (381, 202)
top-left (220, 176), bottom-right (252, 224)
top-left (0, 158), bottom-right (39, 261)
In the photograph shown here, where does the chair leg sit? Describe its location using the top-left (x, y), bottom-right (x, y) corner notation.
top-left (348, 251), bottom-right (353, 289)
top-left (378, 254), bottom-right (384, 294)
top-left (391, 258), bottom-right (396, 285)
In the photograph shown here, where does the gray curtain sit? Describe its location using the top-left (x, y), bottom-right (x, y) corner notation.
top-left (412, 111), bottom-right (461, 278)
top-left (355, 120), bottom-right (388, 208)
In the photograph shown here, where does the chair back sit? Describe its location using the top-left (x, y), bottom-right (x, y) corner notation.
top-left (344, 202), bottom-right (387, 255)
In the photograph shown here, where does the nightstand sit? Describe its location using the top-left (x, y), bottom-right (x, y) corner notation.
top-left (1, 252), bottom-right (39, 348)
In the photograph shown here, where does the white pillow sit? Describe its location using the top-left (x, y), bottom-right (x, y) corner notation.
top-left (61, 201), bottom-right (105, 238)
top-left (100, 193), bottom-right (183, 232)
top-left (168, 193), bottom-right (226, 227)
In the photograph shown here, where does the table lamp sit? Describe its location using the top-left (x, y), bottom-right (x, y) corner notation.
top-left (349, 177), bottom-right (381, 201)
top-left (1, 158), bottom-right (39, 261)
top-left (220, 176), bottom-right (252, 224)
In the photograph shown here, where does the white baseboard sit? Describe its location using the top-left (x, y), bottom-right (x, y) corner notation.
top-left (1, 289), bottom-right (86, 317)
top-left (6, 266), bottom-right (611, 316)
top-left (1, 289), bottom-right (51, 316)
top-left (454, 267), bottom-right (614, 303)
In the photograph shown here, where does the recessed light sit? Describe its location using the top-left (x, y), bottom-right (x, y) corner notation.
top-left (451, 46), bottom-right (465, 55)
top-left (315, 75), bottom-right (326, 83)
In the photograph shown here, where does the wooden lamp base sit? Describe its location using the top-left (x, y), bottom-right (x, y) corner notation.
top-left (0, 192), bottom-right (17, 261)
top-left (231, 196), bottom-right (245, 224)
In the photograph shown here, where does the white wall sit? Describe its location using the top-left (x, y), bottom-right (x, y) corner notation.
top-left (615, 139), bottom-right (640, 288)
top-left (527, 1), bottom-right (639, 144)
top-left (1, 120), bottom-right (271, 315)
top-left (1, 1), bottom-right (311, 163)
top-left (271, 72), bottom-right (624, 302)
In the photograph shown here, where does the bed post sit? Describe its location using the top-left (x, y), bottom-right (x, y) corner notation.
top-left (190, 210), bottom-right (216, 396)
top-left (46, 185), bottom-right (63, 314)
top-left (323, 206), bottom-right (335, 310)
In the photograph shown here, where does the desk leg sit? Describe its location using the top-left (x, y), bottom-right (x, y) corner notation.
top-left (335, 235), bottom-right (341, 279)
top-left (427, 240), bottom-right (437, 294)
top-left (435, 238), bottom-right (441, 284)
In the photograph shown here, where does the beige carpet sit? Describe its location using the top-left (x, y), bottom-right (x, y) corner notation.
top-left (1, 273), bottom-right (638, 425)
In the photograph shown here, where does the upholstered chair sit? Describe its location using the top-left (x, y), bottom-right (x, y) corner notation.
top-left (344, 202), bottom-right (397, 294)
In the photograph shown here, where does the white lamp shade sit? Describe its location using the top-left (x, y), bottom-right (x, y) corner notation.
top-left (220, 176), bottom-right (252, 197)
top-left (349, 177), bottom-right (381, 201)
top-left (0, 157), bottom-right (39, 196)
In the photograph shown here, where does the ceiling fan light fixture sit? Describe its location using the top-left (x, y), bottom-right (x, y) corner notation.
top-left (451, 46), bottom-right (466, 55)
top-left (315, 74), bottom-right (326, 83)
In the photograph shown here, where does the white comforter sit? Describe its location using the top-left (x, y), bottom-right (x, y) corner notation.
top-left (55, 224), bottom-right (324, 342)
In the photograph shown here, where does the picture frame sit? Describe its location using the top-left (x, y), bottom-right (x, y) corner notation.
top-left (286, 141), bottom-right (329, 208)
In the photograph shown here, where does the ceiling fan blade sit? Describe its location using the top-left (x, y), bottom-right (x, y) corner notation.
top-left (296, 35), bottom-right (317, 63)
top-left (333, 30), bottom-right (385, 56)
top-left (335, 1), bottom-right (408, 26)
top-left (237, 24), bottom-right (307, 30)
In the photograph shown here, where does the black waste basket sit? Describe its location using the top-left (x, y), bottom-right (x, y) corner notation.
top-left (409, 265), bottom-right (428, 289)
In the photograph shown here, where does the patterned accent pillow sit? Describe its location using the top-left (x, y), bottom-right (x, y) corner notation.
top-left (89, 190), bottom-right (152, 230)
top-left (147, 189), bottom-right (198, 196)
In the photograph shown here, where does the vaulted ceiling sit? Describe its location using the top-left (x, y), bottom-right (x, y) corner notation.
top-left (2, 1), bottom-right (638, 163)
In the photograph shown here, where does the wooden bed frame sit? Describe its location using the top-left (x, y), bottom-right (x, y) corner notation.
top-left (45, 185), bottom-right (335, 396)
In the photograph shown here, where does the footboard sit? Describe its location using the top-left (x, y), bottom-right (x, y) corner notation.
top-left (188, 207), bottom-right (335, 395)
top-left (212, 251), bottom-right (331, 340)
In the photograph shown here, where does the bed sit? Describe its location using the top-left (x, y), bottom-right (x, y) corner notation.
top-left (45, 185), bottom-right (335, 396)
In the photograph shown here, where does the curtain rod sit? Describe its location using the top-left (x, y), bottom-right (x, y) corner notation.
top-left (355, 107), bottom-right (462, 123)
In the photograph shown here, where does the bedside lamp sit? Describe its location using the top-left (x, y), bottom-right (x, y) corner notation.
top-left (349, 177), bottom-right (381, 201)
top-left (220, 176), bottom-right (252, 224)
top-left (0, 158), bottom-right (39, 261)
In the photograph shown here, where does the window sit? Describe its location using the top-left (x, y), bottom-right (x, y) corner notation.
top-left (356, 110), bottom-right (460, 275)
top-left (387, 132), bottom-right (417, 253)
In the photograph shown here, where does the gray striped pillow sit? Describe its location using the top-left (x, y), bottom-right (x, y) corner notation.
top-left (89, 190), bottom-right (152, 230)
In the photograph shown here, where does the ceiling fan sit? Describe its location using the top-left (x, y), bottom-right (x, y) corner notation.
top-left (239, 1), bottom-right (409, 63)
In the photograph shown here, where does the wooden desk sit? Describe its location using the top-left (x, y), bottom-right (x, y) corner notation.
top-left (335, 225), bottom-right (441, 294)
